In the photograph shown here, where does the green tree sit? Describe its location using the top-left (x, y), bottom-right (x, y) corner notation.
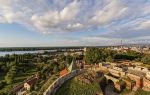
top-left (141, 55), bottom-right (150, 64)
top-left (53, 66), bottom-right (59, 73)
top-left (106, 56), bottom-right (114, 62)
top-left (5, 72), bottom-right (14, 84)
top-left (66, 55), bottom-right (73, 64)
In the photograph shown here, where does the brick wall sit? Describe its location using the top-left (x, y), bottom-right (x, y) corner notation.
top-left (127, 73), bottom-right (143, 89)
top-left (143, 78), bottom-right (150, 91)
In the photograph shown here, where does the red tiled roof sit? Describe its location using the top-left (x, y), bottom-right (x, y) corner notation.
top-left (60, 68), bottom-right (68, 76)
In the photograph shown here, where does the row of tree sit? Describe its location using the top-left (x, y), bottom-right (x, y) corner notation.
top-left (84, 48), bottom-right (117, 64)
top-left (84, 48), bottom-right (150, 65)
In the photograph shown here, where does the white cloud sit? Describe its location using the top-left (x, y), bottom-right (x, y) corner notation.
top-left (0, 0), bottom-right (150, 46)
top-left (31, 0), bottom-right (79, 32)
top-left (66, 23), bottom-right (84, 30)
top-left (52, 39), bottom-right (81, 46)
top-left (90, 0), bottom-right (128, 25)
top-left (31, 11), bottom-right (60, 31)
top-left (60, 0), bottom-right (79, 21)
top-left (0, 0), bottom-right (130, 33)
top-left (82, 36), bottom-right (121, 46)
top-left (138, 20), bottom-right (150, 29)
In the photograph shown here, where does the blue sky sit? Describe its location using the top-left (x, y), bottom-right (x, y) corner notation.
top-left (0, 0), bottom-right (150, 47)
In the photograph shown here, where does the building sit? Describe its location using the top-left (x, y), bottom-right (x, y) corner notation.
top-left (146, 72), bottom-right (150, 80)
top-left (60, 68), bottom-right (68, 76)
top-left (24, 76), bottom-right (38, 91)
top-left (60, 60), bottom-right (77, 77)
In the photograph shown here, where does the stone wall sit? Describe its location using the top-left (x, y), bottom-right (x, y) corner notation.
top-left (43, 69), bottom-right (85, 95)
top-left (108, 68), bottom-right (126, 77)
top-left (127, 73), bottom-right (143, 89)
top-left (123, 79), bottom-right (132, 89)
top-left (115, 83), bottom-right (121, 91)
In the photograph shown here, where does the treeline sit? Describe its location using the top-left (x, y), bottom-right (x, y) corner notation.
top-left (84, 48), bottom-right (150, 65)
top-left (0, 47), bottom-right (83, 51)
top-left (84, 48), bottom-right (117, 64)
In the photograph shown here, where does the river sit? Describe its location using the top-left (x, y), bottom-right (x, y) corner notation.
top-left (0, 50), bottom-right (55, 56)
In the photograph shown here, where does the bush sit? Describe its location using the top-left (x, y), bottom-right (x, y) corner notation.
top-left (0, 81), bottom-right (5, 89)
top-left (141, 55), bottom-right (150, 64)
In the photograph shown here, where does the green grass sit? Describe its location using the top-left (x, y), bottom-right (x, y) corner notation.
top-left (120, 89), bottom-right (150, 95)
top-left (37, 73), bottom-right (59, 95)
top-left (55, 78), bottom-right (102, 95)
top-left (120, 88), bottom-right (132, 95)
top-left (135, 89), bottom-right (150, 95)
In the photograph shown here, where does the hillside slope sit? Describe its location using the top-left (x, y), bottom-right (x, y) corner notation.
top-left (55, 71), bottom-right (103, 95)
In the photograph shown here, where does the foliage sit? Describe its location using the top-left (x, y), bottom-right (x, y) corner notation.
top-left (37, 74), bottom-right (59, 95)
top-left (141, 55), bottom-right (150, 64)
top-left (135, 89), bottom-right (150, 95)
top-left (84, 48), bottom-right (150, 65)
top-left (66, 55), bottom-right (73, 64)
top-left (114, 50), bottom-right (142, 61)
top-left (84, 48), bottom-right (117, 64)
top-left (0, 81), bottom-right (5, 89)
top-left (55, 77), bottom-right (102, 95)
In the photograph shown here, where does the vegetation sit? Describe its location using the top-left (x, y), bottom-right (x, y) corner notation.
top-left (84, 48), bottom-right (116, 64)
top-left (0, 47), bottom-right (150, 94)
top-left (135, 89), bottom-right (150, 95)
top-left (121, 89), bottom-right (150, 95)
top-left (0, 47), bottom-right (83, 51)
top-left (120, 88), bottom-right (132, 95)
top-left (84, 47), bottom-right (150, 65)
top-left (0, 50), bottom-right (80, 94)
top-left (141, 55), bottom-right (150, 65)
top-left (37, 74), bottom-right (59, 95)
top-left (55, 71), bottom-right (102, 95)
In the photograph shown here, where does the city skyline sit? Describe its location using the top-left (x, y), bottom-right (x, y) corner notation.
top-left (0, 0), bottom-right (150, 47)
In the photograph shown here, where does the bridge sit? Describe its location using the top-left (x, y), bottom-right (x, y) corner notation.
top-left (104, 75), bottom-right (119, 83)
top-left (104, 75), bottom-right (121, 91)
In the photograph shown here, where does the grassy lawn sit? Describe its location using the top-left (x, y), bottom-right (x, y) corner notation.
top-left (120, 88), bottom-right (132, 95)
top-left (120, 89), bottom-right (150, 95)
top-left (15, 69), bottom-right (37, 82)
top-left (55, 71), bottom-right (103, 95)
top-left (37, 73), bottom-right (59, 95)
top-left (55, 78), bottom-right (102, 95)
top-left (135, 89), bottom-right (150, 95)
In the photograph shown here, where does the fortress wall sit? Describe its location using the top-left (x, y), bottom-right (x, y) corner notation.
top-left (43, 69), bottom-right (85, 95)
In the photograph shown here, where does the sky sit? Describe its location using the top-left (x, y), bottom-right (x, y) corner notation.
top-left (0, 0), bottom-right (150, 47)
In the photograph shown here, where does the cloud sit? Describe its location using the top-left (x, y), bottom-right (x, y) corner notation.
top-left (31, 0), bottom-right (80, 32)
top-left (0, 0), bottom-right (150, 45)
top-left (66, 23), bottom-right (84, 31)
top-left (90, 0), bottom-right (128, 25)
top-left (138, 20), bottom-right (150, 30)
top-left (0, 0), bottom-right (129, 33)
top-left (60, 0), bottom-right (79, 21)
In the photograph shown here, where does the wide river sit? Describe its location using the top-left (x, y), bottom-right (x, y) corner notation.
top-left (0, 50), bottom-right (55, 56)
